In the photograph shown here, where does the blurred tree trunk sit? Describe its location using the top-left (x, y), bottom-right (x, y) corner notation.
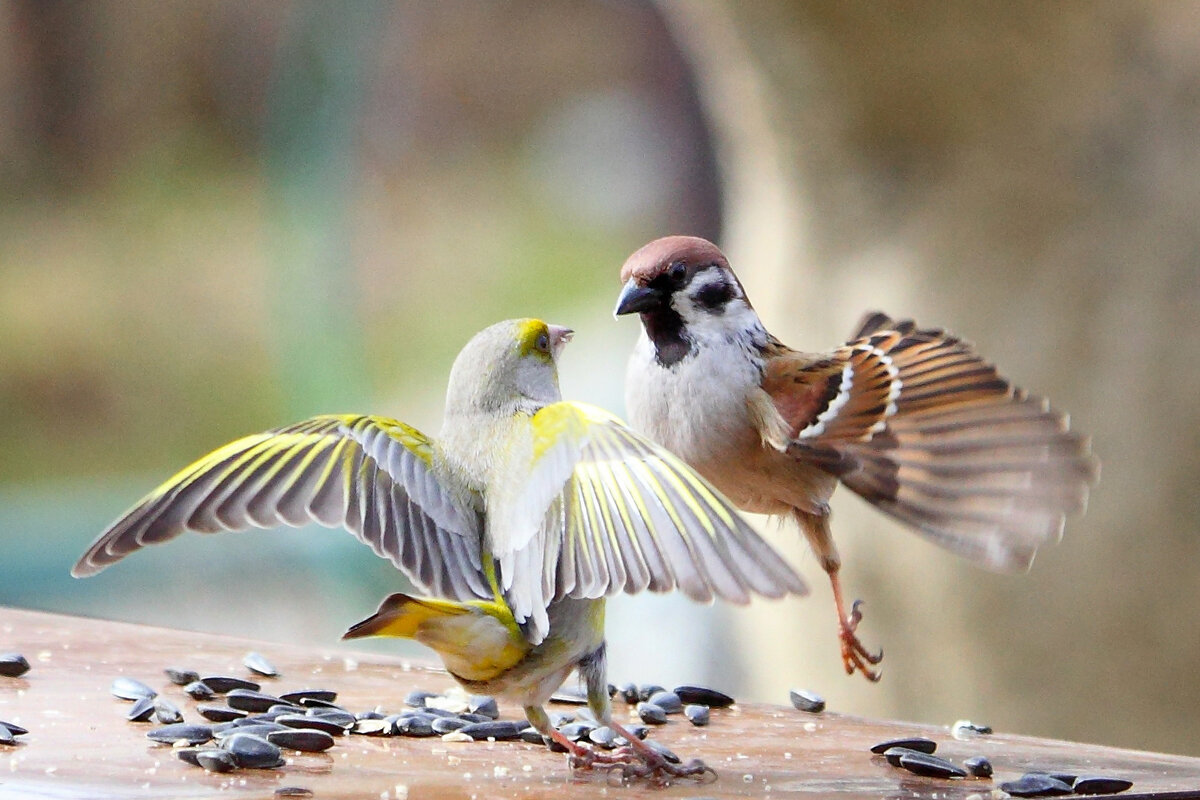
top-left (663, 0), bottom-right (1200, 756)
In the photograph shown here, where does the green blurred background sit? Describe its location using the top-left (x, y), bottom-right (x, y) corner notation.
top-left (2, 1), bottom-right (1197, 758)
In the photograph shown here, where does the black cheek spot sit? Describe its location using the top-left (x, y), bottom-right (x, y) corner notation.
top-left (695, 282), bottom-right (734, 314)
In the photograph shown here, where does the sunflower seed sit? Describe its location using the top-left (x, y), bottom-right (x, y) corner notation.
top-left (550, 688), bottom-right (588, 705)
top-left (468, 695), bottom-right (499, 719)
top-left (458, 712), bottom-right (493, 723)
top-left (0, 727), bottom-right (13, 746)
top-left (275, 714), bottom-right (347, 736)
top-left (457, 720), bottom-right (525, 741)
top-left (202, 676), bottom-right (260, 694)
top-left (963, 755), bottom-right (993, 778)
top-left (588, 726), bottom-right (619, 749)
top-left (184, 681), bottom-right (215, 701)
top-left (279, 689), bottom-right (337, 705)
top-left (617, 682), bottom-right (639, 704)
top-left (643, 739), bottom-right (680, 764)
top-left (789, 689), bottom-right (825, 713)
top-left (305, 708), bottom-right (355, 728)
top-left (1072, 776), bottom-right (1133, 795)
top-left (0, 654), bottom-right (30, 678)
top-left (882, 746), bottom-right (936, 767)
top-left (126, 695), bottom-right (156, 722)
top-left (647, 691), bottom-right (683, 714)
top-left (216, 723), bottom-right (290, 739)
top-left (404, 689), bottom-right (438, 707)
top-left (111, 676), bottom-right (156, 701)
top-left (636, 702), bottom-right (667, 725)
top-left (897, 751), bottom-right (967, 779)
top-left (196, 748), bottom-right (238, 773)
top-left (267, 728), bottom-right (335, 753)
top-left (154, 698), bottom-right (185, 725)
top-left (175, 747), bottom-right (207, 767)
top-left (624, 724), bottom-right (649, 740)
top-left (147, 723), bottom-right (214, 745)
top-left (674, 685), bottom-right (735, 708)
top-left (164, 667), bottom-right (200, 686)
top-left (397, 715), bottom-right (436, 737)
top-left (198, 705), bottom-right (247, 724)
top-left (685, 705), bottom-right (710, 727)
top-left (275, 787), bottom-right (314, 797)
top-left (222, 733), bottom-right (284, 768)
top-left (1000, 773), bottom-right (1074, 797)
top-left (432, 716), bottom-right (468, 734)
top-left (243, 652), bottom-right (279, 677)
top-left (637, 684), bottom-right (665, 702)
top-left (0, 721), bottom-right (28, 737)
top-left (952, 719), bottom-right (993, 735)
top-left (558, 722), bottom-right (595, 741)
top-left (870, 736), bottom-right (936, 755)
top-left (297, 697), bottom-right (346, 710)
top-left (226, 689), bottom-right (283, 713)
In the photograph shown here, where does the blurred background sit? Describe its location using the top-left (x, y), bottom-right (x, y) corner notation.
top-left (1, 0), bottom-right (1197, 758)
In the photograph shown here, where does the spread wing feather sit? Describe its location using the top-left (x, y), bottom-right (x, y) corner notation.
top-left (72, 415), bottom-right (489, 601)
top-left (775, 313), bottom-right (1098, 572)
top-left (492, 402), bottom-right (807, 643)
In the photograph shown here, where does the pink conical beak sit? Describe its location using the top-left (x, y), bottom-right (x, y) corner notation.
top-left (547, 325), bottom-right (574, 356)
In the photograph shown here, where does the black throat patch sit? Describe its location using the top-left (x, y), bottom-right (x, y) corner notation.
top-left (642, 305), bottom-right (692, 368)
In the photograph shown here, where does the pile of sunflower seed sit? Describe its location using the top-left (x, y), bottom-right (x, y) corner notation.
top-left (869, 735), bottom-right (1134, 796)
top-left (109, 652), bottom-right (739, 775)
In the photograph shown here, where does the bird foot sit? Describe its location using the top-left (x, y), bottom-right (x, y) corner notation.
top-left (605, 755), bottom-right (717, 787)
top-left (840, 599), bottom-right (883, 682)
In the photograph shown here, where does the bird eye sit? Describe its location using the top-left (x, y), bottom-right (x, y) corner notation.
top-left (536, 331), bottom-right (550, 352)
top-left (669, 261), bottom-right (686, 281)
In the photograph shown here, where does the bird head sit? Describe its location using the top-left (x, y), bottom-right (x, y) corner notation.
top-left (444, 318), bottom-right (573, 416)
top-left (614, 236), bottom-right (758, 367)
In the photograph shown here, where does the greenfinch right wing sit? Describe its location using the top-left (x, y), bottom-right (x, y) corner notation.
top-left (490, 402), bottom-right (807, 641)
top-left (71, 414), bottom-right (489, 602)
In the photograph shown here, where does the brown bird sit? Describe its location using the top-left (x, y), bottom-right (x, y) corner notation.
top-left (615, 236), bottom-right (1098, 680)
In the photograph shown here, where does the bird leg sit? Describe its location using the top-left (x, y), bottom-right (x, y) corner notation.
top-left (797, 508), bottom-right (883, 681)
top-left (603, 719), bottom-right (716, 786)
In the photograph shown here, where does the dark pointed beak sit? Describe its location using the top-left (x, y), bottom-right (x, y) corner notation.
top-left (614, 278), bottom-right (663, 317)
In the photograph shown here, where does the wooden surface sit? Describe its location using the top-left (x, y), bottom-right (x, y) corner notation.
top-left (1, 606), bottom-right (1198, 799)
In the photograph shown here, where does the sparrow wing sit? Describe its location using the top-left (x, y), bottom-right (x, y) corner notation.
top-left (72, 415), bottom-right (489, 601)
top-left (763, 314), bottom-right (1098, 572)
top-left (490, 401), bottom-right (807, 642)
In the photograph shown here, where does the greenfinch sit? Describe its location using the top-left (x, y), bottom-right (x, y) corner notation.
top-left (74, 318), bottom-right (807, 781)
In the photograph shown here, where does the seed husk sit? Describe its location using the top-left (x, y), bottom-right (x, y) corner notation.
top-left (352, 718), bottom-right (392, 736)
top-left (126, 695), bottom-right (156, 722)
top-left (305, 708), bottom-right (355, 728)
top-left (617, 682), bottom-right (639, 705)
top-left (588, 726), bottom-right (619, 749)
top-left (164, 667), bottom-right (200, 686)
top-left (243, 652), bottom-right (279, 677)
top-left (674, 685), bottom-right (734, 708)
top-left (457, 720), bottom-right (526, 741)
top-left (184, 681), bottom-right (215, 700)
top-left (1000, 773), bottom-right (1074, 797)
top-left (1072, 776), bottom-right (1133, 795)
top-left (882, 746), bottom-right (936, 767)
top-left (963, 755), bottom-right (993, 778)
top-left (871, 736), bottom-right (937, 755)
top-left (216, 722), bottom-right (291, 739)
top-left (201, 675), bottom-right (260, 694)
top-left (267, 728), bottom-right (335, 753)
top-left (397, 715), bottom-right (436, 737)
top-left (636, 702), bottom-right (668, 725)
top-left (684, 705), bottom-right (710, 727)
top-left (196, 748), bottom-right (238, 773)
top-left (275, 787), bottom-right (314, 797)
top-left (643, 739), bottom-right (680, 764)
top-left (0, 653), bottom-right (30, 678)
top-left (519, 726), bottom-right (546, 745)
top-left (154, 698), bottom-right (185, 725)
top-left (0, 726), bottom-right (13, 746)
top-left (147, 723), bottom-right (214, 745)
top-left (647, 691), bottom-right (683, 714)
top-left (198, 705), bottom-right (247, 724)
top-left (297, 697), bottom-right (346, 711)
top-left (279, 689), bottom-right (337, 705)
top-left (789, 689), bottom-right (825, 713)
top-left (430, 716), bottom-right (467, 734)
top-left (549, 688), bottom-right (588, 705)
top-left (897, 751), bottom-right (967, 779)
top-left (404, 689), bottom-right (438, 708)
top-left (557, 721), bottom-right (595, 742)
top-left (637, 684), bottom-right (665, 702)
top-left (222, 733), bottom-right (284, 769)
top-left (111, 676), bottom-right (156, 701)
top-left (952, 719), bottom-right (993, 735)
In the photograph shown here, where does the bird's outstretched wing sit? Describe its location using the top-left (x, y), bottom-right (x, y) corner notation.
top-left (762, 313), bottom-right (1099, 572)
top-left (490, 402), bottom-right (807, 642)
top-left (72, 415), bottom-right (489, 601)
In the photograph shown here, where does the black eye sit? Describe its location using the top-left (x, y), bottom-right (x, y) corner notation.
top-left (668, 261), bottom-right (687, 282)
top-left (536, 332), bottom-right (550, 352)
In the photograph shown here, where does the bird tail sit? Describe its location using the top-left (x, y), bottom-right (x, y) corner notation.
top-left (792, 312), bottom-right (1099, 572)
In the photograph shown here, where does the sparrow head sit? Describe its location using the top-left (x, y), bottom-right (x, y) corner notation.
top-left (614, 236), bottom-right (758, 367)
top-left (445, 318), bottom-right (571, 416)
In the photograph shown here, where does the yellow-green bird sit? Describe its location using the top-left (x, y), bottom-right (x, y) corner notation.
top-left (73, 318), bottom-right (807, 781)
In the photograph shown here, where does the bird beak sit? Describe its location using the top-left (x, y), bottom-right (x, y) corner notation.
top-left (547, 325), bottom-right (573, 356)
top-left (614, 278), bottom-right (663, 317)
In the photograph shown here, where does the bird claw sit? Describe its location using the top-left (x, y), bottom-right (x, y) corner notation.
top-left (840, 599), bottom-right (883, 681)
top-left (605, 757), bottom-right (717, 787)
